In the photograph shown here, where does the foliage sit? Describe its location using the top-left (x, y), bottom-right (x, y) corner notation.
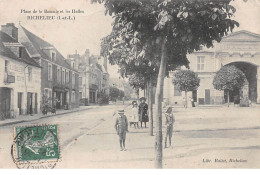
top-left (93, 0), bottom-right (239, 168)
top-left (128, 74), bottom-right (146, 90)
top-left (109, 86), bottom-right (120, 101)
top-left (173, 70), bottom-right (200, 92)
top-left (109, 86), bottom-right (124, 101)
top-left (213, 65), bottom-right (246, 91)
top-left (97, 92), bottom-right (109, 104)
top-left (95, 0), bottom-right (239, 78)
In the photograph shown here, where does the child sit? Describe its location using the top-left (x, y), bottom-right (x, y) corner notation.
top-left (114, 109), bottom-right (128, 151)
top-left (131, 101), bottom-right (139, 129)
top-left (164, 106), bottom-right (175, 148)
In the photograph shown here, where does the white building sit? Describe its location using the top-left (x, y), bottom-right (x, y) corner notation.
top-left (0, 24), bottom-right (41, 119)
top-left (164, 30), bottom-right (260, 106)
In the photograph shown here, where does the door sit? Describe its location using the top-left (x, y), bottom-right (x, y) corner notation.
top-left (205, 89), bottom-right (211, 104)
top-left (18, 93), bottom-right (22, 115)
top-left (0, 88), bottom-right (11, 119)
top-left (192, 90), bottom-right (197, 102)
top-left (27, 93), bottom-right (33, 114)
top-left (35, 93), bottom-right (37, 114)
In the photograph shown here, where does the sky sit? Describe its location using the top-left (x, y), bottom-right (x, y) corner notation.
top-left (0, 0), bottom-right (260, 78)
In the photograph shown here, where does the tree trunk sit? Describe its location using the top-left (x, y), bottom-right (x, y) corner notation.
top-left (185, 91), bottom-right (187, 108)
top-left (155, 38), bottom-right (167, 169)
top-left (136, 88), bottom-right (139, 101)
top-left (148, 77), bottom-right (153, 136)
top-left (227, 90), bottom-right (230, 107)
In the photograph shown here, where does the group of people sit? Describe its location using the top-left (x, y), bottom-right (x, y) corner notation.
top-left (114, 97), bottom-right (175, 151)
top-left (130, 97), bottom-right (149, 129)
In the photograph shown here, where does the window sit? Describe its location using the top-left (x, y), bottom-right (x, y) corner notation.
top-left (5, 60), bottom-right (9, 72)
top-left (51, 51), bottom-right (56, 61)
top-left (197, 56), bottom-right (205, 71)
top-left (72, 73), bottom-right (75, 86)
top-left (57, 67), bottom-right (61, 83)
top-left (71, 91), bottom-right (75, 103)
top-left (79, 92), bottom-right (82, 99)
top-left (62, 69), bottom-right (65, 84)
top-left (79, 77), bottom-right (82, 86)
top-left (66, 71), bottom-right (69, 83)
top-left (48, 64), bottom-right (52, 81)
top-left (28, 67), bottom-right (32, 82)
top-left (44, 88), bottom-right (52, 106)
top-left (72, 62), bottom-right (75, 69)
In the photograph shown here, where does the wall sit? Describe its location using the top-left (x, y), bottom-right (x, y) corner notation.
top-left (0, 55), bottom-right (41, 117)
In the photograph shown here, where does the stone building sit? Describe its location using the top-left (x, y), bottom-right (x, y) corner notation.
top-left (0, 23), bottom-right (41, 119)
top-left (17, 24), bottom-right (80, 110)
top-left (164, 30), bottom-right (260, 106)
top-left (68, 50), bottom-right (109, 105)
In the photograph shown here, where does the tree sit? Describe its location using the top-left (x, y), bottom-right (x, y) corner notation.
top-left (93, 0), bottom-right (239, 168)
top-left (109, 86), bottom-right (120, 101)
top-left (128, 73), bottom-right (156, 136)
top-left (213, 65), bottom-right (246, 107)
top-left (128, 73), bottom-right (146, 97)
top-left (173, 70), bottom-right (200, 108)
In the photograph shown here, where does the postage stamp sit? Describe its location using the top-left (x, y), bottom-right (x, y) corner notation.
top-left (11, 124), bottom-right (60, 169)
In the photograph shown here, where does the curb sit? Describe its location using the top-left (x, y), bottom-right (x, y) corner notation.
top-left (0, 107), bottom-right (93, 127)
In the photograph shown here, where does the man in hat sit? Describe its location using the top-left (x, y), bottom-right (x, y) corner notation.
top-left (138, 97), bottom-right (149, 128)
top-left (114, 109), bottom-right (128, 151)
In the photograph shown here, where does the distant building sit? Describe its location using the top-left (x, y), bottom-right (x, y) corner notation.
top-left (109, 78), bottom-right (133, 99)
top-left (0, 23), bottom-right (41, 119)
top-left (17, 24), bottom-right (80, 110)
top-left (164, 30), bottom-right (260, 105)
top-left (68, 50), bottom-right (109, 105)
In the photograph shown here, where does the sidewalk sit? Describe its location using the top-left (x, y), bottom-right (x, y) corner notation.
top-left (58, 105), bottom-right (260, 168)
top-left (0, 105), bottom-right (96, 127)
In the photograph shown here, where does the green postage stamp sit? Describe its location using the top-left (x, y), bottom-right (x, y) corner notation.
top-left (12, 124), bottom-right (60, 168)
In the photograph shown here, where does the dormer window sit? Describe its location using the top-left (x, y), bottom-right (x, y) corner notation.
top-left (51, 51), bottom-right (56, 61)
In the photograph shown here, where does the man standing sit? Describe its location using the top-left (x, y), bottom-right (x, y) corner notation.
top-left (114, 110), bottom-right (128, 151)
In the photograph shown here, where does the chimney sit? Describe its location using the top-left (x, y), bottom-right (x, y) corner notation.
top-left (1, 23), bottom-right (18, 42)
top-left (85, 49), bottom-right (90, 57)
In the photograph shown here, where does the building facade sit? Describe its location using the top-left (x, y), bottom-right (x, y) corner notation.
top-left (0, 24), bottom-right (41, 119)
top-left (69, 50), bottom-right (109, 105)
top-left (17, 24), bottom-right (79, 110)
top-left (164, 30), bottom-right (260, 106)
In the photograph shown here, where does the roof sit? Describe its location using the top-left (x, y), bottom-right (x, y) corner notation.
top-left (223, 30), bottom-right (260, 39)
top-left (221, 30), bottom-right (260, 42)
top-left (0, 30), bottom-right (17, 43)
top-left (0, 31), bottom-right (40, 68)
top-left (20, 26), bottom-right (71, 69)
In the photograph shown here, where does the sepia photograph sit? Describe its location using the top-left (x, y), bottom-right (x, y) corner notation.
top-left (0, 0), bottom-right (260, 170)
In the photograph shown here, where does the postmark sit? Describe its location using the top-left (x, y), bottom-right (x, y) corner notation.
top-left (11, 124), bottom-right (60, 169)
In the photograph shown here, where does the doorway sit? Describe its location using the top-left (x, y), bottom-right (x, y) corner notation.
top-left (27, 92), bottom-right (33, 115)
top-left (205, 89), bottom-right (211, 104)
top-left (18, 92), bottom-right (23, 115)
top-left (0, 87), bottom-right (11, 119)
